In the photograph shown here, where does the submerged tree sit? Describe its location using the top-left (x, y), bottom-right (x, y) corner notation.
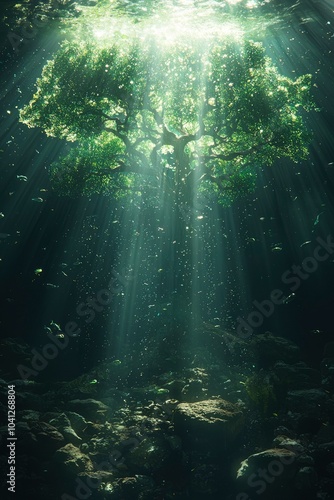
top-left (20, 37), bottom-right (315, 206)
top-left (20, 35), bottom-right (315, 322)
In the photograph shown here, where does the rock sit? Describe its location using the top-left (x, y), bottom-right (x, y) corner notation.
top-left (28, 421), bottom-right (65, 457)
top-left (294, 466), bottom-right (317, 494)
top-left (17, 409), bottom-right (41, 423)
top-left (236, 448), bottom-right (298, 500)
top-left (16, 391), bottom-right (47, 411)
top-left (68, 398), bottom-right (110, 420)
top-left (274, 361), bottom-right (321, 390)
top-left (250, 333), bottom-right (300, 367)
top-left (127, 436), bottom-right (174, 473)
top-left (173, 398), bottom-right (244, 445)
top-left (66, 411), bottom-right (88, 434)
top-left (286, 389), bottom-right (334, 422)
top-left (116, 475), bottom-right (156, 499)
top-left (49, 412), bottom-right (82, 445)
top-left (55, 443), bottom-right (94, 476)
top-left (273, 435), bottom-right (305, 454)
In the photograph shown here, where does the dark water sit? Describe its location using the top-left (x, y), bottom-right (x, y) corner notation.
top-left (1, 1), bottom-right (334, 499)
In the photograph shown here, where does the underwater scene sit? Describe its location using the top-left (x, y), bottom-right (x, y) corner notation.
top-left (1, 0), bottom-right (334, 498)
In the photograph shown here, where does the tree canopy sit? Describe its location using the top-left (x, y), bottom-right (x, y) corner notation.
top-left (20, 36), bottom-right (315, 205)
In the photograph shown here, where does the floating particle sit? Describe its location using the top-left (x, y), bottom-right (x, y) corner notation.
top-left (283, 292), bottom-right (296, 304)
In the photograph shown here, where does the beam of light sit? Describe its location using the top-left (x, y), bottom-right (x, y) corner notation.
top-left (2, 0), bottom-right (333, 378)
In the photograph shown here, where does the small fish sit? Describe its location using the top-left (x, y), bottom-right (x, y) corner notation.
top-left (0, 213), bottom-right (4, 218)
top-left (300, 240), bottom-right (311, 247)
top-left (50, 320), bottom-right (62, 332)
top-left (46, 283), bottom-right (59, 288)
top-left (271, 246), bottom-right (283, 252)
top-left (283, 292), bottom-right (296, 304)
top-left (197, 215), bottom-right (204, 220)
top-left (259, 217), bottom-right (265, 221)
top-left (17, 175), bottom-right (28, 181)
top-left (0, 233), bottom-right (10, 239)
top-left (34, 268), bottom-right (43, 275)
top-left (313, 212), bottom-right (324, 226)
top-left (111, 360), bottom-right (122, 366)
top-left (32, 197), bottom-right (44, 203)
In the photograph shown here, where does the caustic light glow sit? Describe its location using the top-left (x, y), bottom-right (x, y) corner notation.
top-left (91, 1), bottom-right (247, 46)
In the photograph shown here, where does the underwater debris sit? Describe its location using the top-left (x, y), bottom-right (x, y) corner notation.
top-left (283, 292), bottom-right (296, 304)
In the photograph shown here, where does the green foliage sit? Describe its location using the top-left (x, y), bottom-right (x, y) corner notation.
top-left (245, 371), bottom-right (277, 415)
top-left (20, 35), bottom-right (316, 202)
